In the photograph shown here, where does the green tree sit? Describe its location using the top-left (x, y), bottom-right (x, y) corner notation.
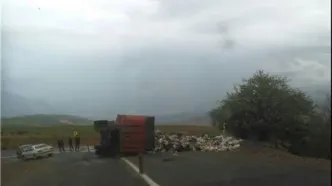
top-left (210, 70), bottom-right (315, 150)
top-left (303, 94), bottom-right (331, 158)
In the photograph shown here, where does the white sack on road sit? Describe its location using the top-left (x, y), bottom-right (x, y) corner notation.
top-left (154, 131), bottom-right (243, 152)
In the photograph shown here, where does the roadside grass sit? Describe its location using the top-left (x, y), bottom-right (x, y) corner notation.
top-left (1, 124), bottom-right (218, 149)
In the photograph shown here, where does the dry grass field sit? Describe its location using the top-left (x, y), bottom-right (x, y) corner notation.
top-left (1, 124), bottom-right (218, 149)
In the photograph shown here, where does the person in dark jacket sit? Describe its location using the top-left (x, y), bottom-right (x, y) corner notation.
top-left (57, 139), bottom-right (62, 152)
top-left (60, 139), bottom-right (65, 152)
top-left (68, 137), bottom-right (73, 151)
top-left (74, 136), bottom-right (80, 151)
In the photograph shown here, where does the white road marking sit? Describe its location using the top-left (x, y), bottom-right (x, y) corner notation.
top-left (121, 157), bottom-right (160, 186)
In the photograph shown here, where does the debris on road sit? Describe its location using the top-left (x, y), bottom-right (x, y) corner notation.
top-left (154, 132), bottom-right (243, 153)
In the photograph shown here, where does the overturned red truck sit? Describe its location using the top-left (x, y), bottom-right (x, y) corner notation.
top-left (94, 114), bottom-right (155, 156)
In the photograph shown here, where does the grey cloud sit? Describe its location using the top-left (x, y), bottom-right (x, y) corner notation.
top-left (2, 0), bottom-right (331, 118)
top-left (152, 0), bottom-right (208, 19)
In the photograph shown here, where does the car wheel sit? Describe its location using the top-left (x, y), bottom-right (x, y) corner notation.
top-left (48, 153), bottom-right (53, 157)
top-left (33, 154), bottom-right (37, 160)
top-left (22, 155), bottom-right (28, 161)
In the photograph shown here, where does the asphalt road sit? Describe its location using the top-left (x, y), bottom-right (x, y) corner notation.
top-left (2, 149), bottom-right (331, 186)
top-left (126, 151), bottom-right (331, 186)
top-left (2, 152), bottom-right (148, 186)
top-left (1, 150), bottom-right (16, 158)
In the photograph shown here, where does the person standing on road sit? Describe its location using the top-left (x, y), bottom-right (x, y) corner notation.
top-left (57, 139), bottom-right (62, 152)
top-left (72, 130), bottom-right (79, 151)
top-left (74, 135), bottom-right (80, 151)
top-left (68, 136), bottom-right (73, 151)
top-left (60, 139), bottom-right (65, 152)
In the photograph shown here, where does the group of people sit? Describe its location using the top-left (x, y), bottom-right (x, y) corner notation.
top-left (57, 131), bottom-right (81, 152)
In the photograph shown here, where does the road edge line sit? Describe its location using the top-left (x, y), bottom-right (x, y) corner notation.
top-left (121, 157), bottom-right (160, 186)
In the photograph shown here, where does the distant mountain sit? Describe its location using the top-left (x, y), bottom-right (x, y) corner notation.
top-left (1, 91), bottom-right (58, 117)
top-left (1, 82), bottom-right (329, 124)
top-left (1, 114), bottom-right (92, 126)
top-left (156, 111), bottom-right (210, 125)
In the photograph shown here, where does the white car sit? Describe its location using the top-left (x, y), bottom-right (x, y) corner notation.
top-left (19, 144), bottom-right (54, 160)
top-left (16, 144), bottom-right (33, 159)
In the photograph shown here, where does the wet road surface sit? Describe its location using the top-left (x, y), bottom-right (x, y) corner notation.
top-left (2, 152), bottom-right (148, 186)
top-left (1, 150), bottom-right (16, 158)
top-left (2, 149), bottom-right (331, 186)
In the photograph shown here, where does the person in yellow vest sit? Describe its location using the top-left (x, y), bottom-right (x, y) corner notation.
top-left (73, 131), bottom-right (80, 151)
top-left (73, 131), bottom-right (78, 137)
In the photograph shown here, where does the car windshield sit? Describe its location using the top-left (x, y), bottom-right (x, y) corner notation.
top-left (34, 144), bottom-right (47, 149)
top-left (19, 145), bottom-right (31, 149)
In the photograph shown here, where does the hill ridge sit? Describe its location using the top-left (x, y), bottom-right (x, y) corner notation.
top-left (1, 114), bottom-right (92, 126)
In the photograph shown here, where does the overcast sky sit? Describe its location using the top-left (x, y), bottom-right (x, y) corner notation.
top-left (1, 0), bottom-right (331, 116)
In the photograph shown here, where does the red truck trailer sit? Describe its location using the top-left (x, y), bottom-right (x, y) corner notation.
top-left (94, 115), bottom-right (155, 156)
